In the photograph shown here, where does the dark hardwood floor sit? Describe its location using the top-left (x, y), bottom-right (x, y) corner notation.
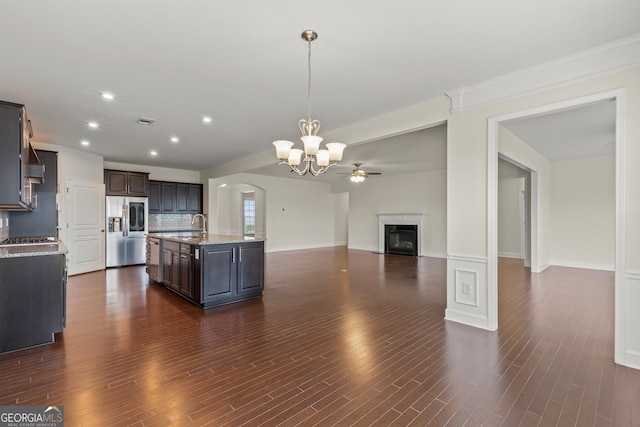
top-left (0, 247), bottom-right (638, 426)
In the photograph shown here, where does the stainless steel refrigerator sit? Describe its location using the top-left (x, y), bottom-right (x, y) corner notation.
top-left (106, 196), bottom-right (148, 267)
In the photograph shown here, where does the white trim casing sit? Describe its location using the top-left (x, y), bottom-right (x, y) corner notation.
top-left (624, 271), bottom-right (640, 370)
top-left (447, 34), bottom-right (640, 113)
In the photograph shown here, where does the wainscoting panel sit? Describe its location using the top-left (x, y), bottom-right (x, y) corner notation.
top-left (454, 269), bottom-right (478, 306)
top-left (445, 254), bottom-right (489, 329)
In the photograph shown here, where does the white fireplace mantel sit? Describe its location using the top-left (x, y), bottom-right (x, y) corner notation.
top-left (377, 213), bottom-right (424, 256)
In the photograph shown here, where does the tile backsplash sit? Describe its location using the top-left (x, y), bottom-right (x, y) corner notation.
top-left (149, 213), bottom-right (203, 232)
top-left (0, 211), bottom-right (8, 241)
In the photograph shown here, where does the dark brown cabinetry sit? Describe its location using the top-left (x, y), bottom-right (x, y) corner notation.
top-left (149, 180), bottom-right (202, 214)
top-left (149, 181), bottom-right (176, 213)
top-left (148, 236), bottom-right (263, 309)
top-left (162, 240), bottom-right (193, 298)
top-left (9, 150), bottom-right (59, 238)
top-left (0, 252), bottom-right (67, 354)
top-left (0, 100), bottom-right (42, 210)
top-left (195, 241), bottom-right (264, 308)
top-left (104, 170), bottom-right (149, 196)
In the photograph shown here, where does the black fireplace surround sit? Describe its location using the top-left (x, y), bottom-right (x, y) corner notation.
top-left (384, 224), bottom-right (418, 257)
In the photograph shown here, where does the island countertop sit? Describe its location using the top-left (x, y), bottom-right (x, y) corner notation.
top-left (148, 232), bottom-right (264, 246)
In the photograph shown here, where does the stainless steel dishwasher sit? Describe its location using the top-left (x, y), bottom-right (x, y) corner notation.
top-left (146, 236), bottom-right (162, 283)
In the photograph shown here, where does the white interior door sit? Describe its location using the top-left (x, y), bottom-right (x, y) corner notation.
top-left (65, 179), bottom-right (105, 275)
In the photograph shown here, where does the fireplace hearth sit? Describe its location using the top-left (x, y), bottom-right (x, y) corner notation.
top-left (385, 224), bottom-right (418, 257)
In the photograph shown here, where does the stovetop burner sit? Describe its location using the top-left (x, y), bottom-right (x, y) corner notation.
top-left (0, 236), bottom-right (57, 246)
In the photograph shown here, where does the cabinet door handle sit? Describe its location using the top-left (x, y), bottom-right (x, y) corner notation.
top-left (238, 247), bottom-right (242, 263)
top-left (232, 247), bottom-right (236, 263)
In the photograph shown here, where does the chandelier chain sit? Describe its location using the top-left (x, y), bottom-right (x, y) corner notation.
top-left (307, 38), bottom-right (312, 123)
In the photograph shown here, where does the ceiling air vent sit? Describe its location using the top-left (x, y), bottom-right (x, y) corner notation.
top-left (137, 117), bottom-right (155, 125)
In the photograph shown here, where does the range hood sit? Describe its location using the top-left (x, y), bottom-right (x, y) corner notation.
top-left (26, 143), bottom-right (45, 184)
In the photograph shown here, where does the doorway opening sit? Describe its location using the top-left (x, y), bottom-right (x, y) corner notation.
top-left (488, 88), bottom-right (626, 365)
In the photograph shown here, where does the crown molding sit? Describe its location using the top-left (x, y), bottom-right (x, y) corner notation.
top-left (446, 33), bottom-right (640, 113)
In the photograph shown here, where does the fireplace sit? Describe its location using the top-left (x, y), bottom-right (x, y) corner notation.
top-left (385, 224), bottom-right (418, 256)
top-left (377, 213), bottom-right (423, 257)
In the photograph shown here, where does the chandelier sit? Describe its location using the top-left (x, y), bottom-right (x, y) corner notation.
top-left (272, 30), bottom-right (346, 176)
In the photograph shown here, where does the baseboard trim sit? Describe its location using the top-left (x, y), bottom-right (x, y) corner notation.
top-left (498, 252), bottom-right (521, 259)
top-left (624, 350), bottom-right (640, 371)
top-left (266, 243), bottom-right (346, 253)
top-left (444, 309), bottom-right (493, 331)
top-left (551, 260), bottom-right (615, 272)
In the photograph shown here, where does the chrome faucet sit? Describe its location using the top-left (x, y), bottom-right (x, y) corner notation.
top-left (191, 213), bottom-right (207, 234)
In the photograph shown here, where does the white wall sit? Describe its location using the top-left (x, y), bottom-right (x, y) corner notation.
top-left (345, 169), bottom-right (447, 257)
top-left (551, 155), bottom-right (615, 270)
top-left (204, 173), bottom-right (342, 253)
top-left (499, 127), bottom-right (552, 271)
top-left (103, 161), bottom-right (200, 183)
top-left (498, 177), bottom-right (524, 258)
top-left (216, 183), bottom-right (265, 237)
top-left (332, 192), bottom-right (349, 246)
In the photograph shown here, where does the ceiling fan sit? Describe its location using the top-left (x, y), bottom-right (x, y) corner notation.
top-left (338, 163), bottom-right (382, 183)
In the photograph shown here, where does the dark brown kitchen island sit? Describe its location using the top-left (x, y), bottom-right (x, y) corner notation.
top-left (146, 233), bottom-right (264, 309)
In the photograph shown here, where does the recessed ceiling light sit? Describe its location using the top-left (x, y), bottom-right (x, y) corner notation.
top-left (170, 136), bottom-right (179, 143)
top-left (101, 92), bottom-right (114, 100)
top-left (219, 183), bottom-right (227, 188)
top-left (88, 121), bottom-right (99, 129)
top-left (202, 116), bottom-right (212, 124)
top-left (81, 140), bottom-right (90, 146)
top-left (150, 150), bottom-right (158, 156)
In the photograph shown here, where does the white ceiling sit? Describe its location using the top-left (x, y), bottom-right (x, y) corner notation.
top-left (0, 1), bottom-right (638, 171)
top-left (502, 100), bottom-right (616, 161)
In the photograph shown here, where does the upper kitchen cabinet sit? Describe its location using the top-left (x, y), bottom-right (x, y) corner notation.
top-left (104, 170), bottom-right (149, 196)
top-left (149, 180), bottom-right (202, 214)
top-left (0, 100), bottom-right (44, 211)
top-left (177, 183), bottom-right (202, 213)
top-left (149, 181), bottom-right (176, 213)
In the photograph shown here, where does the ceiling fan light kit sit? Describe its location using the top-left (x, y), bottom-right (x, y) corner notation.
top-left (338, 163), bottom-right (382, 183)
top-left (272, 30), bottom-right (346, 176)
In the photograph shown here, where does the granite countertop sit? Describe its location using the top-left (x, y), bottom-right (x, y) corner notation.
top-left (148, 232), bottom-right (264, 246)
top-left (148, 228), bottom-right (204, 233)
top-left (0, 241), bottom-right (68, 258)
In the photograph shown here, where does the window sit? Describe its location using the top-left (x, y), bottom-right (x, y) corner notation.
top-left (242, 192), bottom-right (255, 237)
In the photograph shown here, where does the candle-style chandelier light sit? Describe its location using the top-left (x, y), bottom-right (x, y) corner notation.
top-left (272, 30), bottom-right (346, 176)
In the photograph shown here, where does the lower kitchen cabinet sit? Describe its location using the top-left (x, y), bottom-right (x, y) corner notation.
top-left (196, 242), bottom-right (264, 308)
top-left (0, 252), bottom-right (67, 354)
top-left (162, 241), bottom-right (193, 299)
